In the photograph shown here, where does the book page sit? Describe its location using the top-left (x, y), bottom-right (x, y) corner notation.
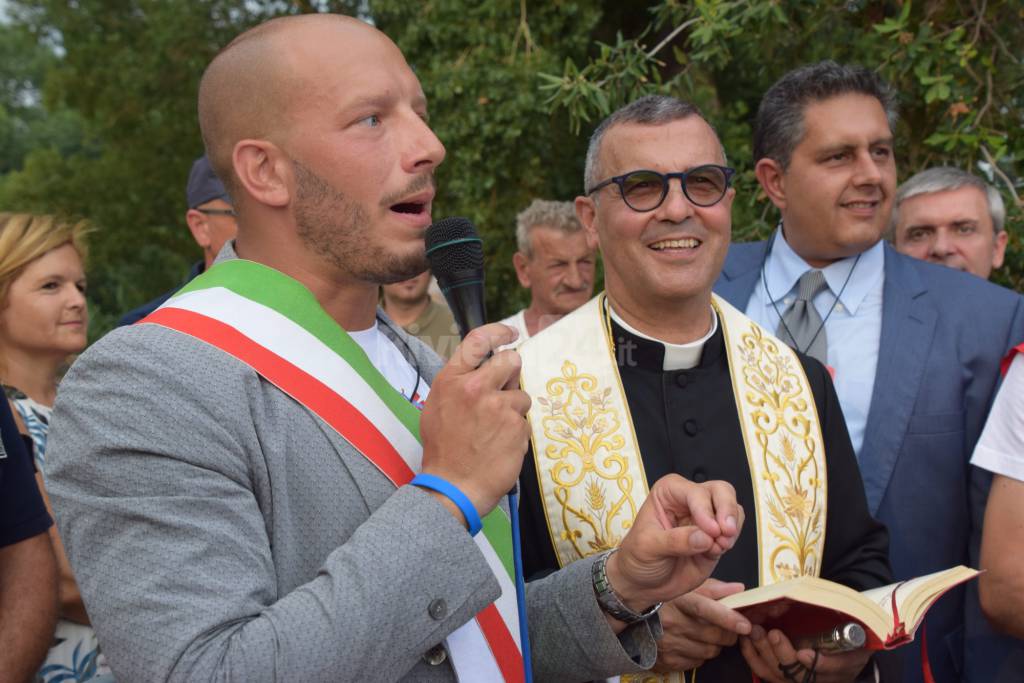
top-left (861, 581), bottom-right (900, 612)
top-left (859, 566), bottom-right (978, 637)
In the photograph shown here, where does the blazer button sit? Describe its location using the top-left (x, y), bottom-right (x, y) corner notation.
top-left (684, 419), bottom-right (699, 436)
top-left (692, 468), bottom-right (707, 483)
top-left (674, 372), bottom-right (689, 388)
top-left (423, 643), bottom-right (448, 666)
top-left (428, 598), bottom-right (447, 620)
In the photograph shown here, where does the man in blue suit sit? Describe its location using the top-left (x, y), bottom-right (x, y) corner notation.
top-left (714, 61), bottom-right (1024, 683)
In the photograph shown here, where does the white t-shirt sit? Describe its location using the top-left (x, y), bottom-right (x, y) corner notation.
top-left (498, 310), bottom-right (530, 350)
top-left (971, 352), bottom-right (1024, 482)
top-left (349, 322), bottom-right (430, 409)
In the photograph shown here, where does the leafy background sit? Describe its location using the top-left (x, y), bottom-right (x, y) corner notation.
top-left (1, 0), bottom-right (1021, 339)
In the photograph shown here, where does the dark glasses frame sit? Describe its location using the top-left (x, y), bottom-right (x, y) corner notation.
top-left (197, 208), bottom-right (237, 217)
top-left (586, 165), bottom-right (736, 211)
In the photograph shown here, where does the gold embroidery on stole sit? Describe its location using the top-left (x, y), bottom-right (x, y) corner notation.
top-left (520, 294), bottom-right (827, 682)
top-left (714, 297), bottom-right (827, 584)
top-left (535, 360), bottom-right (643, 561)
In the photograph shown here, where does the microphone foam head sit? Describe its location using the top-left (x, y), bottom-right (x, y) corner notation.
top-left (425, 216), bottom-right (484, 276)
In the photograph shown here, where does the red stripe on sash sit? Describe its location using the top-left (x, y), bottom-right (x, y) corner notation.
top-left (146, 307), bottom-right (414, 484)
top-left (476, 604), bottom-right (526, 682)
top-left (144, 306), bottom-right (524, 682)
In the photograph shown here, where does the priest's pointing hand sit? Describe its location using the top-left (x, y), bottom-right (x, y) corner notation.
top-left (601, 474), bottom-right (744, 633)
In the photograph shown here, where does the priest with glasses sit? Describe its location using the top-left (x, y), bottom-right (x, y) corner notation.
top-left (517, 95), bottom-right (891, 683)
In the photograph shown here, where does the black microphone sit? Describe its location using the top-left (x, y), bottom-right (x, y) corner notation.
top-left (425, 217), bottom-right (486, 340)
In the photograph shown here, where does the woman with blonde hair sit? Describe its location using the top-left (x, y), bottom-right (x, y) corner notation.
top-left (0, 213), bottom-right (112, 682)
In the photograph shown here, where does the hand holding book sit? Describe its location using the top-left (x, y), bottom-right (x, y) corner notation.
top-left (740, 624), bottom-right (871, 683)
top-left (651, 578), bottom-right (752, 673)
top-left (720, 565), bottom-right (979, 650)
top-left (724, 566), bottom-right (979, 682)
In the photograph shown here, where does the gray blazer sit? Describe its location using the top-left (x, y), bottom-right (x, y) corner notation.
top-left (46, 311), bottom-right (657, 681)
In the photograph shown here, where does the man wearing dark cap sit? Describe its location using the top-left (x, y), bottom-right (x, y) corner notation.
top-left (118, 155), bottom-right (237, 325)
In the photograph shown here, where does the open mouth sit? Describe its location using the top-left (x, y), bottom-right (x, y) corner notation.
top-left (650, 238), bottom-right (701, 250)
top-left (390, 202), bottom-right (427, 215)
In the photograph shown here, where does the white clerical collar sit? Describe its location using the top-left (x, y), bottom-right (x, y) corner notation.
top-left (608, 304), bottom-right (718, 371)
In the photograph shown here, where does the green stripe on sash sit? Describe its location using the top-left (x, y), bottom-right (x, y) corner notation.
top-left (177, 259), bottom-right (422, 438)
top-left (174, 259), bottom-right (515, 580)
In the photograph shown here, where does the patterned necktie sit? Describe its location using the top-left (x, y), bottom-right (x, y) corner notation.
top-left (777, 269), bottom-right (829, 364)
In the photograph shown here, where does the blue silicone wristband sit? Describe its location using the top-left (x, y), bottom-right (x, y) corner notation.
top-left (410, 473), bottom-right (483, 536)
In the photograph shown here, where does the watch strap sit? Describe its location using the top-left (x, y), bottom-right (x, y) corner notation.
top-left (591, 549), bottom-right (662, 624)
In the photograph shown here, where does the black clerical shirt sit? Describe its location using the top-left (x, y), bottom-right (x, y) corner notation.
top-left (519, 319), bottom-right (892, 679)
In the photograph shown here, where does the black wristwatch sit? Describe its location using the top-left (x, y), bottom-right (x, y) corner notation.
top-left (591, 549), bottom-right (662, 623)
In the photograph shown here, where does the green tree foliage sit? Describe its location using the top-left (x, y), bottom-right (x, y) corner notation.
top-left (0, 23), bottom-right (87, 176)
top-left (368, 0), bottom-right (605, 317)
top-left (541, 0), bottom-right (1024, 290)
top-left (1, 1), bottom-right (1020, 340)
top-left (0, 1), bottom-right (365, 333)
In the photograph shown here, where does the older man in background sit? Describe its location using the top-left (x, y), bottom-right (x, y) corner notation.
top-left (892, 166), bottom-right (1008, 280)
top-left (715, 61), bottom-right (1024, 682)
top-left (500, 199), bottom-right (595, 346)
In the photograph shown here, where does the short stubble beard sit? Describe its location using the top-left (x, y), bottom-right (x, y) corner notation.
top-left (292, 160), bottom-right (429, 284)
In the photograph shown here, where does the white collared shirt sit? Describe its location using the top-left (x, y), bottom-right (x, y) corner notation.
top-left (744, 228), bottom-right (885, 456)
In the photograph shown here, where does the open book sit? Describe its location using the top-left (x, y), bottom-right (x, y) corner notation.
top-left (719, 566), bottom-right (978, 650)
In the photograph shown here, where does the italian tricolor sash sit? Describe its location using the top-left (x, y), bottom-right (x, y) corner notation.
top-left (140, 259), bottom-right (524, 682)
top-left (519, 294), bottom-right (827, 683)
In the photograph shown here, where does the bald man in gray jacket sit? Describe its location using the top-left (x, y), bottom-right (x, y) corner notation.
top-left (45, 15), bottom-right (744, 682)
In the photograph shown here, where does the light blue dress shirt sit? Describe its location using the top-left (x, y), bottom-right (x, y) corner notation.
top-left (743, 228), bottom-right (885, 456)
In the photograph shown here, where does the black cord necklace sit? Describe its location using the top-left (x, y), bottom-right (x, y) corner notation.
top-left (760, 224), bottom-right (860, 357)
top-left (375, 313), bottom-right (423, 407)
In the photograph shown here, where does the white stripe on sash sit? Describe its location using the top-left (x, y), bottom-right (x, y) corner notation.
top-left (160, 286), bottom-right (521, 681)
top-left (166, 287), bottom-right (423, 468)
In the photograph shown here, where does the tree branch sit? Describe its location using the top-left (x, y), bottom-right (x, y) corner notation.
top-left (968, 0), bottom-right (987, 49)
top-left (509, 0), bottom-right (535, 62)
top-left (974, 67), bottom-right (994, 126)
top-left (982, 146), bottom-right (1022, 207)
top-left (645, 16), bottom-right (701, 60)
top-left (980, 17), bottom-right (1019, 64)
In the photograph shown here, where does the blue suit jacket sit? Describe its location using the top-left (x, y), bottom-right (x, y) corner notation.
top-left (715, 240), bottom-right (1024, 683)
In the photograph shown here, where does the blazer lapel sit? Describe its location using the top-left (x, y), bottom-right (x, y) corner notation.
top-left (860, 246), bottom-right (937, 514)
top-left (714, 241), bottom-right (766, 308)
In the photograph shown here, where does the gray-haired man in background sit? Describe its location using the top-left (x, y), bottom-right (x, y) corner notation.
top-left (891, 166), bottom-right (1007, 280)
top-left (500, 199), bottom-right (596, 346)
